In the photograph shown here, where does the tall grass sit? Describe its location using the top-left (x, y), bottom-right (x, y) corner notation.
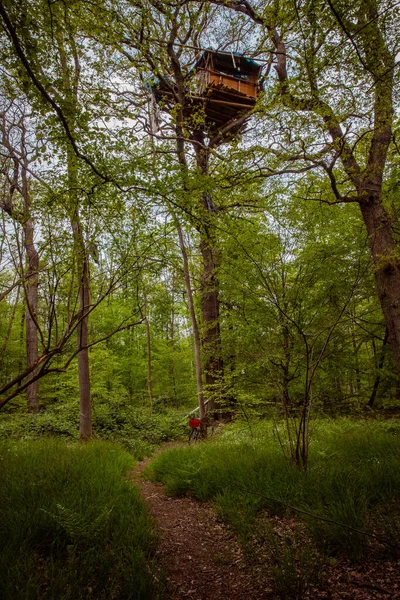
top-left (145, 418), bottom-right (400, 558)
top-left (0, 439), bottom-right (160, 599)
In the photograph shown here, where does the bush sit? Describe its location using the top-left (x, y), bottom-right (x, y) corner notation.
top-left (0, 404), bottom-right (187, 459)
top-left (145, 418), bottom-right (400, 558)
top-left (0, 439), bottom-right (160, 599)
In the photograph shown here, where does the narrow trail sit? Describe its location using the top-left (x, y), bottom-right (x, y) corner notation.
top-left (133, 454), bottom-right (269, 600)
top-left (132, 447), bottom-right (400, 600)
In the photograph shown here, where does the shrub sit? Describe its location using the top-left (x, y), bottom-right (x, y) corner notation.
top-left (0, 439), bottom-right (160, 599)
top-left (145, 418), bottom-right (400, 558)
top-left (0, 404), bottom-right (187, 459)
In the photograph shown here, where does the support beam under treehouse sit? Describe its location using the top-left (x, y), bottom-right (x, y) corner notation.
top-left (150, 50), bottom-right (263, 140)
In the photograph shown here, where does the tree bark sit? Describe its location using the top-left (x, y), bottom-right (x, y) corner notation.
top-left (144, 312), bottom-right (154, 408)
top-left (162, 33), bottom-right (225, 418)
top-left (77, 269), bottom-right (91, 439)
top-left (169, 298), bottom-right (178, 404)
top-left (23, 188), bottom-right (39, 414)
top-left (193, 134), bottom-right (224, 416)
top-left (20, 141), bottom-right (39, 413)
top-left (55, 24), bottom-right (92, 439)
top-left (174, 216), bottom-right (207, 436)
top-left (359, 196), bottom-right (400, 376)
top-left (72, 213), bottom-right (92, 440)
top-left (199, 236), bottom-right (223, 413)
top-left (351, 331), bottom-right (361, 397)
top-left (0, 113), bottom-right (40, 413)
top-left (368, 327), bottom-right (389, 408)
top-left (68, 147), bottom-right (92, 441)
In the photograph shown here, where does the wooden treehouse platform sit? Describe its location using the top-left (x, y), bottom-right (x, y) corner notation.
top-left (151, 50), bottom-right (262, 138)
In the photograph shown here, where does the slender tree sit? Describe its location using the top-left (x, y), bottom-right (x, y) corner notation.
top-left (174, 214), bottom-right (207, 435)
top-left (53, 13), bottom-right (92, 439)
top-left (0, 103), bottom-right (40, 413)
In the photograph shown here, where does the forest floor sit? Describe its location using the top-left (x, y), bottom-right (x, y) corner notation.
top-left (133, 449), bottom-right (269, 599)
top-left (133, 445), bottom-right (400, 600)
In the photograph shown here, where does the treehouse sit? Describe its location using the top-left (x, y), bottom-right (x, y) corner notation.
top-left (151, 50), bottom-right (262, 138)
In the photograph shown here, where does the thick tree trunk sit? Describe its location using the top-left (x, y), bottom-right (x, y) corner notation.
top-left (359, 195), bottom-right (400, 376)
top-left (199, 235), bottom-right (223, 414)
top-left (193, 135), bottom-right (224, 416)
top-left (1, 121), bottom-right (40, 413)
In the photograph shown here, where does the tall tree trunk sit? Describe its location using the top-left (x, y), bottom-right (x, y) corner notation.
top-left (68, 146), bottom-right (92, 440)
top-left (23, 213), bottom-right (39, 413)
top-left (0, 115), bottom-right (40, 412)
top-left (72, 214), bottom-right (92, 440)
top-left (144, 310), bottom-right (154, 408)
top-left (21, 148), bottom-right (39, 413)
top-left (193, 134), bottom-right (224, 416)
top-left (351, 331), bottom-right (361, 397)
top-left (199, 234), bottom-right (223, 414)
top-left (368, 327), bottom-right (389, 408)
top-left (267, 0), bottom-right (400, 378)
top-left (359, 195), bottom-right (400, 377)
top-left (78, 261), bottom-right (91, 438)
top-left (169, 300), bottom-right (178, 404)
top-left (54, 26), bottom-right (91, 439)
top-left (174, 216), bottom-right (207, 436)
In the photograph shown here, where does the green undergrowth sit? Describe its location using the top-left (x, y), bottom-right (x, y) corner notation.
top-left (145, 418), bottom-right (400, 559)
top-left (0, 404), bottom-right (188, 459)
top-left (0, 439), bottom-right (161, 599)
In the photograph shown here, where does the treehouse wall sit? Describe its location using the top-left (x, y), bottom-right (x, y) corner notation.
top-left (151, 51), bottom-right (262, 137)
top-left (195, 68), bottom-right (257, 98)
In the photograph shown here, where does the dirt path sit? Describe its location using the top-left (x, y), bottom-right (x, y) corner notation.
top-left (132, 448), bottom-right (400, 600)
top-left (133, 458), bottom-right (269, 600)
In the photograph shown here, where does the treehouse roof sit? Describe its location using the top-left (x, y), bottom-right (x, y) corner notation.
top-left (194, 50), bottom-right (263, 75)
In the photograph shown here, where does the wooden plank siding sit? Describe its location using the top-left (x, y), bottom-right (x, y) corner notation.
top-left (152, 51), bottom-right (262, 137)
top-left (195, 68), bottom-right (258, 99)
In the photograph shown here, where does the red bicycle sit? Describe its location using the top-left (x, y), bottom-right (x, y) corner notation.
top-left (188, 417), bottom-right (201, 443)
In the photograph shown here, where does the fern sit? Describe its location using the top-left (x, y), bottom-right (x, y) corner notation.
top-left (42, 504), bottom-right (113, 543)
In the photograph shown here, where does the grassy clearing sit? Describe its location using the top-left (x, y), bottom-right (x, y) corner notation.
top-left (145, 418), bottom-right (400, 559)
top-left (0, 439), bottom-right (160, 600)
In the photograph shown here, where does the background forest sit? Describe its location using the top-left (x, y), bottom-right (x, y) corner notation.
top-left (1, 0), bottom-right (399, 436)
top-left (1, 0), bottom-right (400, 598)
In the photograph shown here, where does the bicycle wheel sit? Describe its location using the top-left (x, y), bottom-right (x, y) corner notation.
top-left (188, 427), bottom-right (201, 444)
